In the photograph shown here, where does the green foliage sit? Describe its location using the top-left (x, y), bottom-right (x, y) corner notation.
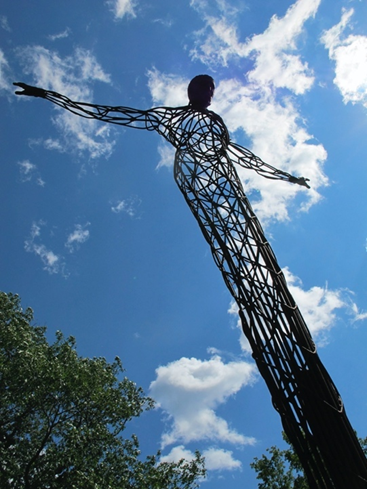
top-left (0, 292), bottom-right (205, 489)
top-left (250, 432), bottom-right (367, 489)
top-left (250, 436), bottom-right (307, 489)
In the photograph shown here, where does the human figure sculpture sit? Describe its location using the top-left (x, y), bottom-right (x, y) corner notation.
top-left (14, 76), bottom-right (367, 488)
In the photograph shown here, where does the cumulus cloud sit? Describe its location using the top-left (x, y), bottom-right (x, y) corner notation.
top-left (149, 355), bottom-right (257, 449)
top-left (242, 0), bottom-right (320, 94)
top-left (160, 445), bottom-right (196, 464)
top-left (16, 46), bottom-right (115, 159)
top-left (283, 267), bottom-right (346, 339)
top-left (24, 222), bottom-right (66, 276)
top-left (65, 223), bottom-right (90, 252)
top-left (148, 68), bottom-right (188, 107)
top-left (147, 69), bottom-right (327, 223)
top-left (161, 445), bottom-right (241, 471)
top-left (321, 8), bottom-right (367, 108)
top-left (203, 447), bottom-right (242, 471)
top-left (107, 0), bottom-right (137, 19)
top-left (213, 78), bottom-right (328, 222)
top-left (147, 0), bottom-right (329, 223)
top-left (190, 0), bottom-right (320, 90)
top-left (229, 266), bottom-right (367, 353)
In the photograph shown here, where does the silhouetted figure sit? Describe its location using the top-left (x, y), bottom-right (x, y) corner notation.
top-left (14, 77), bottom-right (367, 488)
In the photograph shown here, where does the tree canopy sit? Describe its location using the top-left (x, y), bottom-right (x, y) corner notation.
top-left (0, 291), bottom-right (205, 489)
top-left (250, 431), bottom-right (367, 489)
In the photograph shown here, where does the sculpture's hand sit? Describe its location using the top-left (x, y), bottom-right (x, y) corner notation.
top-left (288, 176), bottom-right (311, 189)
top-left (13, 82), bottom-right (46, 98)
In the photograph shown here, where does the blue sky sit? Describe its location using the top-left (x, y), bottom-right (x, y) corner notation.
top-left (1, 0), bottom-right (367, 486)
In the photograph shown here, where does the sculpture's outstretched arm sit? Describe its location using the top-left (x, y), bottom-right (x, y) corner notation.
top-left (13, 82), bottom-right (172, 132)
top-left (227, 141), bottom-right (310, 188)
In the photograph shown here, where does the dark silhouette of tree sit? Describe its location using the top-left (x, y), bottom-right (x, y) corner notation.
top-left (0, 291), bottom-right (205, 489)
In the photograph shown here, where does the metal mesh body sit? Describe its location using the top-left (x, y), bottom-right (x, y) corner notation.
top-left (16, 83), bottom-right (367, 488)
top-left (174, 146), bottom-right (367, 488)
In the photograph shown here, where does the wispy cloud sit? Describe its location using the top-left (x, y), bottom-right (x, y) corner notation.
top-left (24, 222), bottom-right (66, 276)
top-left (190, 0), bottom-right (320, 85)
top-left (0, 48), bottom-right (12, 93)
top-left (0, 15), bottom-right (11, 32)
top-left (18, 160), bottom-right (36, 181)
top-left (150, 354), bottom-right (257, 458)
top-left (17, 160), bottom-right (45, 186)
top-left (48, 28), bottom-right (71, 41)
top-left (107, 0), bottom-right (137, 20)
top-left (350, 301), bottom-right (367, 323)
top-left (16, 46), bottom-right (115, 159)
top-left (111, 196), bottom-right (141, 217)
top-left (25, 221), bottom-right (92, 273)
top-left (156, 142), bottom-right (176, 169)
top-left (65, 223), bottom-right (90, 252)
top-left (321, 8), bottom-right (367, 108)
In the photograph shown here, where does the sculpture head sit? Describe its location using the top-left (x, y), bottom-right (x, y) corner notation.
top-left (188, 75), bottom-right (215, 109)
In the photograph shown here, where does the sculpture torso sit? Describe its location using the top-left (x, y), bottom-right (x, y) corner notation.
top-left (151, 106), bottom-right (230, 164)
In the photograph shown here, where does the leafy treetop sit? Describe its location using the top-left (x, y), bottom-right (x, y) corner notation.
top-left (0, 291), bottom-right (205, 489)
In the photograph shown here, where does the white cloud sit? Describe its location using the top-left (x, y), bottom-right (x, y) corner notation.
top-left (243, 0), bottom-right (320, 94)
top-left (149, 355), bottom-right (257, 448)
top-left (0, 16), bottom-right (11, 32)
top-left (156, 142), bottom-right (175, 169)
top-left (65, 223), bottom-right (90, 252)
top-left (48, 28), bottom-right (71, 41)
top-left (17, 46), bottom-right (115, 159)
top-left (147, 67), bottom-right (327, 223)
top-left (146, 1), bottom-right (329, 223)
top-left (111, 196), bottom-right (141, 216)
top-left (202, 447), bottom-right (242, 471)
top-left (213, 79), bottom-right (328, 222)
top-left (283, 267), bottom-right (346, 341)
top-left (18, 160), bottom-right (36, 181)
top-left (107, 0), bottom-right (137, 19)
top-left (25, 222), bottom-right (66, 276)
top-left (190, 0), bottom-right (320, 91)
top-left (160, 445), bottom-right (196, 464)
top-left (17, 160), bottom-right (45, 186)
top-left (189, 0), bottom-right (245, 67)
top-left (0, 48), bottom-right (12, 92)
top-left (147, 68), bottom-right (188, 107)
top-left (161, 445), bottom-right (242, 472)
top-left (321, 8), bottom-right (367, 108)
top-left (44, 138), bottom-right (65, 152)
top-left (229, 267), bottom-right (367, 353)
top-left (283, 267), bottom-right (367, 333)
top-left (350, 301), bottom-right (367, 323)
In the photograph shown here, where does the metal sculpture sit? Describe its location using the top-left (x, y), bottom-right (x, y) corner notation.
top-left (14, 77), bottom-right (367, 488)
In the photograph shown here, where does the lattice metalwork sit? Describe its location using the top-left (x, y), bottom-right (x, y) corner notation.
top-left (15, 80), bottom-right (367, 488)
